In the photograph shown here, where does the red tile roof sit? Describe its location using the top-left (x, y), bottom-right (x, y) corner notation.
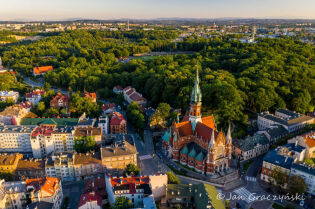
top-left (31, 126), bottom-right (54, 137)
top-left (303, 131), bottom-right (315, 148)
top-left (26, 177), bottom-right (60, 196)
top-left (102, 103), bottom-right (115, 111)
top-left (194, 122), bottom-right (218, 143)
top-left (201, 115), bottom-right (216, 129)
top-left (78, 192), bottom-right (102, 208)
top-left (26, 89), bottom-right (46, 98)
top-left (110, 176), bottom-right (150, 194)
top-left (33, 66), bottom-right (53, 75)
top-left (176, 121), bottom-right (193, 137)
top-left (84, 92), bottom-right (97, 100)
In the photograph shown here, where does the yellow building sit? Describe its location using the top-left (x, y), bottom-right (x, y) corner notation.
top-left (101, 138), bottom-right (137, 171)
top-left (0, 153), bottom-right (23, 173)
top-left (73, 152), bottom-right (103, 181)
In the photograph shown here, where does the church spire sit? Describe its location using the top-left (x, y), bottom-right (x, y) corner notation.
top-left (190, 68), bottom-right (202, 104)
top-left (226, 123), bottom-right (232, 145)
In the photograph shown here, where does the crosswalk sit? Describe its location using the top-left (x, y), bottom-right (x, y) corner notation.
top-left (246, 176), bottom-right (256, 182)
top-left (139, 155), bottom-right (152, 160)
top-left (233, 187), bottom-right (255, 203)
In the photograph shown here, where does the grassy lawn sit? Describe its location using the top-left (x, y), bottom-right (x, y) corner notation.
top-left (166, 164), bottom-right (188, 176)
top-left (243, 159), bottom-right (254, 172)
top-left (272, 203), bottom-right (285, 209)
top-left (174, 161), bottom-right (198, 173)
top-left (204, 184), bottom-right (225, 209)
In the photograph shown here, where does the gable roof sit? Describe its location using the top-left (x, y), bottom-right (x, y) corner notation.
top-left (33, 66), bottom-right (53, 75)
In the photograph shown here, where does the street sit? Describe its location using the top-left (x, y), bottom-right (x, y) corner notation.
top-left (62, 181), bottom-right (85, 209)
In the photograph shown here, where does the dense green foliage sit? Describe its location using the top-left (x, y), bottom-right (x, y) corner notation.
top-left (126, 102), bottom-right (145, 131)
top-left (110, 196), bottom-right (131, 209)
top-left (74, 136), bottom-right (98, 153)
top-left (167, 171), bottom-right (181, 184)
top-left (123, 163), bottom-right (140, 176)
top-left (288, 175), bottom-right (307, 195)
top-left (1, 30), bottom-right (314, 128)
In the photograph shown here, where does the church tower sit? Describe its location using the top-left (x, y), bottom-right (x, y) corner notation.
top-left (189, 68), bottom-right (202, 131)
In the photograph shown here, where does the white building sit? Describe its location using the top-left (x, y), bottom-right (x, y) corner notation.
top-left (30, 125), bottom-right (75, 158)
top-left (98, 116), bottom-right (109, 135)
top-left (25, 89), bottom-right (46, 105)
top-left (123, 86), bottom-right (147, 106)
top-left (258, 109), bottom-right (314, 133)
top-left (106, 175), bottom-right (156, 209)
top-left (45, 152), bottom-right (75, 182)
top-left (0, 125), bottom-right (36, 157)
top-left (0, 91), bottom-right (19, 103)
top-left (0, 180), bottom-right (27, 209)
top-left (290, 163), bottom-right (315, 195)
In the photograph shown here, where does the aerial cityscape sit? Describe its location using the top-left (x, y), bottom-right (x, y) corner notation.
top-left (0, 1), bottom-right (314, 209)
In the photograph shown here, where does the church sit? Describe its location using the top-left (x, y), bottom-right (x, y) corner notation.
top-left (162, 69), bottom-right (232, 175)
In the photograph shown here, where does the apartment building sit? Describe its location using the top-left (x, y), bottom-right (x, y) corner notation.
top-left (98, 115), bottom-right (109, 135)
top-left (0, 125), bottom-right (36, 157)
top-left (0, 91), bottom-right (19, 103)
top-left (45, 152), bottom-right (75, 182)
top-left (30, 125), bottom-right (74, 158)
top-left (0, 180), bottom-right (27, 209)
top-left (258, 109), bottom-right (314, 133)
top-left (26, 177), bottom-right (63, 209)
top-left (78, 178), bottom-right (108, 209)
top-left (288, 131), bottom-right (315, 158)
top-left (0, 104), bottom-right (30, 125)
top-left (106, 175), bottom-right (155, 209)
top-left (15, 159), bottom-right (45, 180)
top-left (110, 112), bottom-right (127, 134)
top-left (260, 143), bottom-right (306, 188)
top-left (25, 89), bottom-right (46, 105)
top-left (73, 152), bottom-right (103, 181)
top-left (101, 138), bottom-right (137, 172)
top-left (0, 153), bottom-right (23, 173)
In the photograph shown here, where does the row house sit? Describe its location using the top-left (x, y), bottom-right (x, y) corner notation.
top-left (73, 152), bottom-right (103, 181)
top-left (123, 86), bottom-right (147, 107)
top-left (50, 93), bottom-right (69, 109)
top-left (0, 91), bottom-right (19, 103)
top-left (232, 134), bottom-right (270, 161)
top-left (0, 125), bottom-right (36, 157)
top-left (15, 159), bottom-right (45, 180)
top-left (25, 89), bottom-right (46, 105)
top-left (26, 177), bottom-right (63, 209)
top-left (110, 112), bottom-right (127, 134)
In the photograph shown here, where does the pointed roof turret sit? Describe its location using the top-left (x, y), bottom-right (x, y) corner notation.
top-left (226, 123), bottom-right (232, 145)
top-left (208, 129), bottom-right (215, 149)
top-left (190, 68), bottom-right (202, 104)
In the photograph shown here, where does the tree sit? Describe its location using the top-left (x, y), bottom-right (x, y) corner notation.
top-left (37, 101), bottom-right (45, 114)
top-left (126, 102), bottom-right (145, 131)
top-left (43, 107), bottom-right (59, 117)
top-left (74, 136), bottom-right (98, 153)
top-left (288, 175), bottom-right (307, 195)
top-left (150, 103), bottom-right (171, 130)
top-left (167, 171), bottom-right (180, 184)
top-left (269, 167), bottom-right (286, 189)
top-left (111, 196), bottom-right (131, 209)
top-left (124, 164), bottom-right (140, 176)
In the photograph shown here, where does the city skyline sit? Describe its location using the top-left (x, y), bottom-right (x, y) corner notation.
top-left (0, 0), bottom-right (315, 21)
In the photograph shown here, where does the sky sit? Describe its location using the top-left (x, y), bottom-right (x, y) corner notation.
top-left (0, 0), bottom-right (314, 21)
